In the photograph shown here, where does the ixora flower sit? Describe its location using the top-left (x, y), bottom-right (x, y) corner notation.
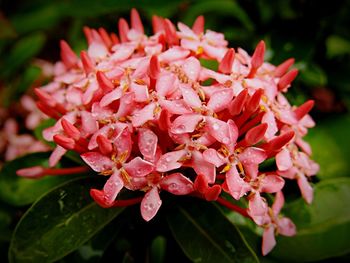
top-left (16, 9), bottom-right (319, 255)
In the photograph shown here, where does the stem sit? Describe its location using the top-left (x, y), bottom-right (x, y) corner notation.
top-left (112, 196), bottom-right (144, 207)
top-left (216, 197), bottom-right (251, 219)
top-left (45, 166), bottom-right (90, 175)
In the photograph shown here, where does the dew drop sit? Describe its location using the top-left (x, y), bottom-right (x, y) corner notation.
top-left (143, 203), bottom-right (155, 211)
top-left (165, 157), bottom-right (171, 162)
top-left (212, 123), bottom-right (219, 130)
top-left (174, 124), bottom-right (186, 133)
top-left (222, 137), bottom-right (230, 144)
top-left (104, 193), bottom-right (111, 200)
top-left (143, 148), bottom-right (150, 153)
top-left (168, 183), bottom-right (178, 191)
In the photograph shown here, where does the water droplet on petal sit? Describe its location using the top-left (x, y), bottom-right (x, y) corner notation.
top-left (143, 202), bottom-right (155, 211)
top-left (174, 124), bottom-right (185, 133)
top-left (104, 193), bottom-right (111, 200)
top-left (212, 123), bottom-right (219, 130)
top-left (168, 183), bottom-right (178, 191)
top-left (222, 137), bottom-right (230, 144)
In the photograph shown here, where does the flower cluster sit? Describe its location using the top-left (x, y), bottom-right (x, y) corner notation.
top-left (17, 9), bottom-right (319, 255)
top-left (0, 95), bottom-right (49, 164)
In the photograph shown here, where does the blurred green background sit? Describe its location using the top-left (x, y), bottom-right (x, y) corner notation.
top-left (0, 0), bottom-right (350, 262)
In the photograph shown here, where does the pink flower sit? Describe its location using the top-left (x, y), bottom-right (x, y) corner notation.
top-left (262, 192), bottom-right (296, 255)
top-left (1, 118), bottom-right (49, 161)
top-left (17, 9), bottom-right (319, 256)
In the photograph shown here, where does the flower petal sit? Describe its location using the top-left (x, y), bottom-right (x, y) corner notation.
top-left (49, 145), bottom-right (67, 167)
top-left (225, 166), bottom-right (251, 200)
top-left (276, 148), bottom-right (293, 171)
top-left (180, 86), bottom-right (202, 108)
top-left (277, 217), bottom-right (296, 237)
top-left (182, 57), bottom-right (201, 81)
top-left (81, 111), bottom-right (98, 137)
top-left (158, 99), bottom-right (192, 115)
top-left (103, 169), bottom-right (124, 205)
top-left (239, 147), bottom-right (266, 165)
top-left (272, 191), bottom-right (285, 215)
top-left (132, 102), bottom-right (156, 127)
top-left (81, 151), bottom-right (114, 172)
top-left (138, 128), bottom-right (158, 160)
top-left (156, 73), bottom-right (178, 97)
top-left (156, 149), bottom-right (186, 172)
top-left (130, 82), bottom-right (149, 102)
top-left (158, 47), bottom-right (190, 63)
top-left (124, 157), bottom-right (154, 177)
top-left (297, 173), bottom-right (313, 204)
top-left (206, 117), bottom-right (231, 145)
top-left (100, 86), bottom-right (123, 107)
top-left (114, 127), bottom-right (132, 160)
top-left (171, 113), bottom-right (203, 134)
top-left (260, 174), bottom-right (285, 193)
top-left (160, 172), bottom-right (194, 195)
top-left (262, 226), bottom-right (276, 256)
top-left (190, 150), bottom-right (216, 184)
top-left (141, 187), bottom-right (162, 221)
top-left (203, 148), bottom-right (226, 167)
top-left (248, 192), bottom-right (269, 225)
top-left (262, 111), bottom-right (278, 140)
top-left (115, 92), bottom-right (135, 118)
top-left (207, 88), bottom-right (234, 112)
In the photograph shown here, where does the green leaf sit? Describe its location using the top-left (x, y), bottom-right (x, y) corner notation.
top-left (150, 236), bottom-right (167, 263)
top-left (0, 206), bottom-right (12, 242)
top-left (167, 198), bottom-right (259, 263)
top-left (0, 14), bottom-right (16, 39)
top-left (34, 118), bottom-right (56, 147)
top-left (9, 177), bottom-right (125, 263)
top-left (200, 58), bottom-right (218, 71)
top-left (326, 35), bottom-right (350, 58)
top-left (306, 115), bottom-right (350, 179)
top-left (182, 0), bottom-right (254, 31)
top-left (10, 3), bottom-right (64, 34)
top-left (270, 177), bottom-right (350, 262)
top-left (299, 63), bottom-right (327, 87)
top-left (16, 65), bottom-right (42, 94)
top-left (58, 212), bottom-right (126, 263)
top-left (62, 0), bottom-right (182, 17)
top-left (0, 152), bottom-right (71, 206)
top-left (1, 33), bottom-right (46, 78)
